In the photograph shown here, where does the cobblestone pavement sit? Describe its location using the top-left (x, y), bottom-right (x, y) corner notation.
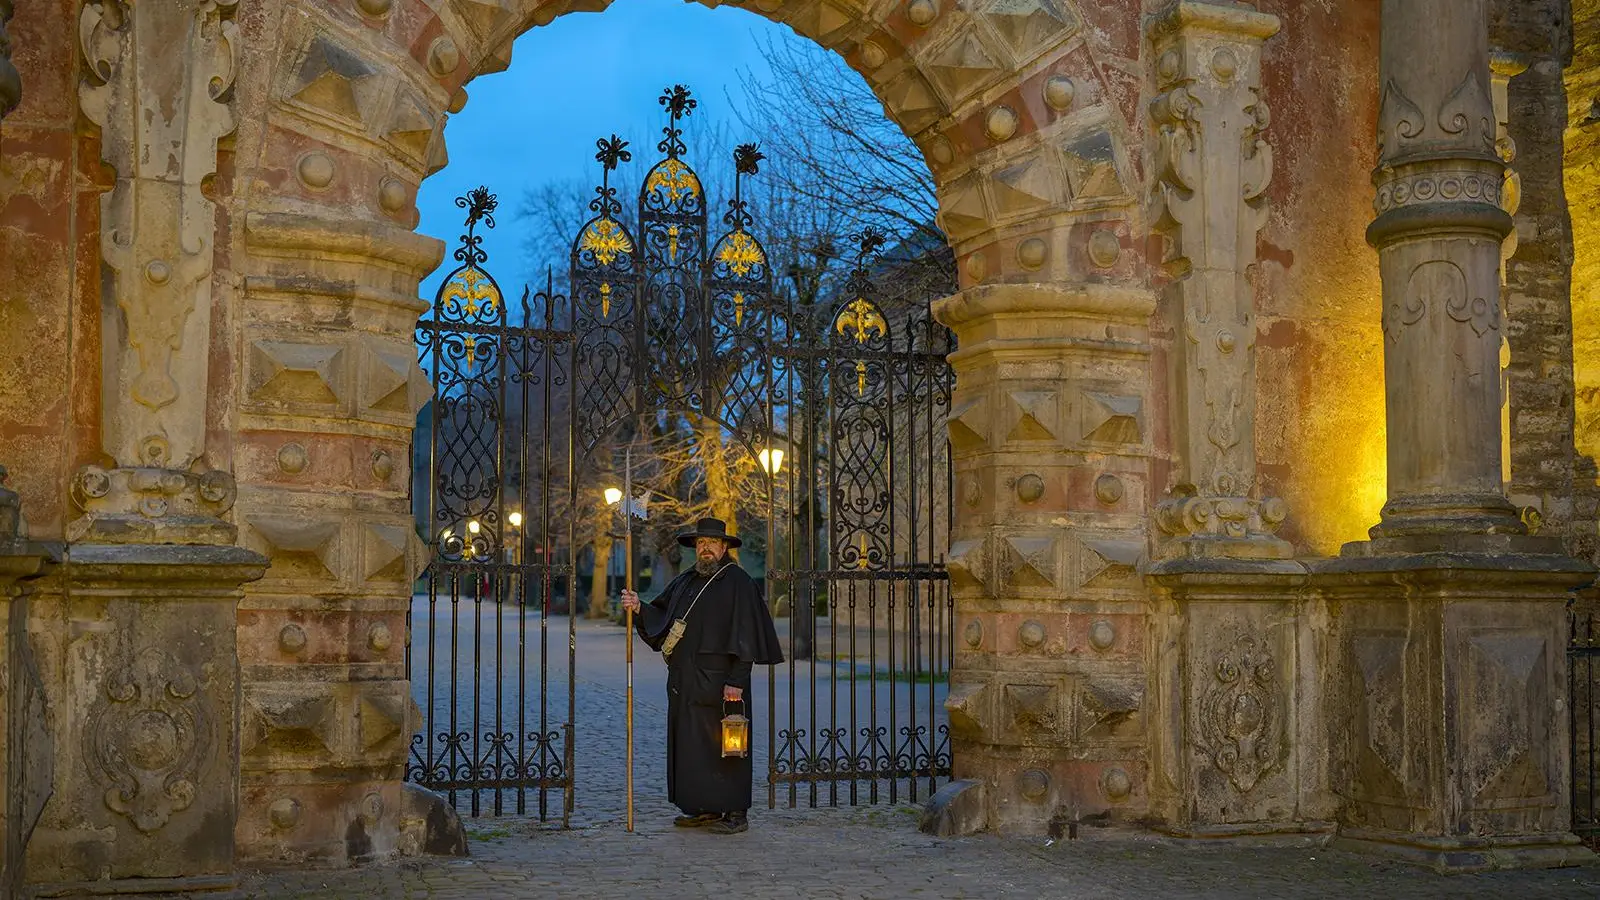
top-left (243, 804), bottom-right (1600, 899)
top-left (407, 604), bottom-right (951, 824)
top-left (240, 612), bottom-right (1600, 898)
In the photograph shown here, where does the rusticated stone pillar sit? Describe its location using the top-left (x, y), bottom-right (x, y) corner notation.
top-left (934, 283), bottom-right (1155, 833)
top-left (1318, 0), bottom-right (1594, 872)
top-left (225, 4), bottom-right (435, 864)
top-left (1141, 2), bottom-right (1329, 838)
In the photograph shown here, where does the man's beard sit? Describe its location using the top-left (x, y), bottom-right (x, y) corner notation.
top-left (695, 556), bottom-right (721, 577)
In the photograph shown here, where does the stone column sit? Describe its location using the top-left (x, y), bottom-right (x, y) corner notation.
top-left (1140, 2), bottom-right (1330, 838)
top-left (16, 3), bottom-right (270, 894)
top-left (1317, 0), bottom-right (1594, 871)
top-left (933, 283), bottom-right (1156, 834)
top-left (1366, 0), bottom-right (1520, 539)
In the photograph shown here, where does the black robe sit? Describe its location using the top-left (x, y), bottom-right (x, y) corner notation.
top-left (634, 560), bottom-right (783, 815)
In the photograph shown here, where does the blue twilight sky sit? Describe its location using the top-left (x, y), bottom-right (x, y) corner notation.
top-left (417, 0), bottom-right (799, 299)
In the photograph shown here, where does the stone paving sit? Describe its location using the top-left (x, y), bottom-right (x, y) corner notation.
top-left (240, 613), bottom-right (1600, 899)
top-left (242, 804), bottom-right (1600, 899)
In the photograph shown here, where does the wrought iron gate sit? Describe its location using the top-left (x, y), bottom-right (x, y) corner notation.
top-left (409, 86), bottom-right (953, 819)
top-left (1573, 606), bottom-right (1599, 849)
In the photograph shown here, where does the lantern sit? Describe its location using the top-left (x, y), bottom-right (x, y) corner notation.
top-left (720, 701), bottom-right (749, 758)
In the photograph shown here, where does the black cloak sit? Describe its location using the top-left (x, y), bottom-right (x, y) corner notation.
top-left (634, 560), bottom-right (783, 815)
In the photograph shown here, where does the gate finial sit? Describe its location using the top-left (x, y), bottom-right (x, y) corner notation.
top-left (657, 84), bottom-right (696, 159)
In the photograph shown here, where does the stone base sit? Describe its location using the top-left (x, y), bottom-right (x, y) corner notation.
top-left (397, 783), bottom-right (467, 858)
top-left (22, 543), bottom-right (266, 894)
top-left (919, 779), bottom-right (986, 837)
top-left (1333, 827), bottom-right (1597, 873)
top-left (1152, 820), bottom-right (1336, 843)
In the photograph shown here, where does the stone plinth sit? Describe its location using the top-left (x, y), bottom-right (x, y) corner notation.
top-left (0, 543), bottom-right (53, 897)
top-left (1145, 558), bottom-right (1334, 838)
top-left (934, 283), bottom-right (1155, 833)
top-left (23, 544), bottom-right (265, 896)
top-left (1318, 541), bottom-right (1594, 871)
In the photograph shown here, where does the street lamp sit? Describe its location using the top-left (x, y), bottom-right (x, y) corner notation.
top-left (758, 447), bottom-right (785, 476)
top-left (603, 486), bottom-right (624, 507)
top-left (508, 511), bottom-right (523, 529)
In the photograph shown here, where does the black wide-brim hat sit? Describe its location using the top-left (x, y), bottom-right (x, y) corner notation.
top-left (677, 517), bottom-right (742, 549)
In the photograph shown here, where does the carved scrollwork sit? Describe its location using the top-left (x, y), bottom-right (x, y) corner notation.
top-left (1155, 488), bottom-right (1287, 541)
top-left (1196, 635), bottom-right (1281, 794)
top-left (85, 647), bottom-right (214, 833)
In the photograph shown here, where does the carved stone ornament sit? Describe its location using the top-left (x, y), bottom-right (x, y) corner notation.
top-left (1196, 634), bottom-right (1280, 794)
top-left (1147, 2), bottom-right (1287, 557)
top-left (79, 0), bottom-right (239, 471)
top-left (1155, 486), bottom-right (1288, 546)
top-left (85, 647), bottom-right (215, 834)
top-left (68, 437), bottom-right (238, 544)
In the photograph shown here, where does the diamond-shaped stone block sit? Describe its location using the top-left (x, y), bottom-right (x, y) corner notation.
top-left (1002, 534), bottom-right (1057, 588)
top-left (944, 681), bottom-right (989, 739)
top-left (362, 523), bottom-right (410, 581)
top-left (386, 91), bottom-right (435, 163)
top-left (1006, 390), bottom-right (1059, 442)
top-left (249, 340), bottom-right (345, 407)
top-left (249, 516), bottom-right (340, 579)
top-left (1003, 682), bottom-right (1058, 732)
top-left (242, 692), bottom-right (336, 759)
top-left (928, 32), bottom-right (1001, 102)
top-left (452, 0), bottom-right (514, 38)
top-left (358, 688), bottom-right (409, 752)
top-left (289, 35), bottom-right (382, 126)
top-left (979, 0), bottom-right (1080, 60)
top-left (946, 538), bottom-right (988, 593)
top-left (938, 176), bottom-right (992, 241)
top-left (1061, 127), bottom-right (1128, 202)
top-left (946, 395), bottom-right (990, 451)
top-left (1078, 677), bottom-right (1143, 740)
top-left (989, 155), bottom-right (1059, 217)
top-left (362, 341), bottom-right (429, 415)
top-left (1080, 389), bottom-right (1142, 444)
top-left (1079, 536), bottom-right (1141, 588)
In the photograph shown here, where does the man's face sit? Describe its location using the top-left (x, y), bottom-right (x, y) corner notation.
top-left (696, 537), bottom-right (727, 564)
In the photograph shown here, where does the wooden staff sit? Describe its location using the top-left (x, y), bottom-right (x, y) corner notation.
top-left (623, 443), bottom-right (634, 834)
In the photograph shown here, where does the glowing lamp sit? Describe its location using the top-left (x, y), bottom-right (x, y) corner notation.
top-left (721, 701), bottom-right (750, 758)
top-left (467, 519), bottom-right (481, 535)
top-left (508, 511), bottom-right (523, 528)
top-left (758, 447), bottom-right (785, 476)
top-left (603, 487), bottom-right (624, 506)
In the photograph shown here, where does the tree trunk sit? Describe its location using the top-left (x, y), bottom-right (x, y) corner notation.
top-left (698, 414), bottom-right (739, 534)
top-left (587, 533), bottom-right (613, 619)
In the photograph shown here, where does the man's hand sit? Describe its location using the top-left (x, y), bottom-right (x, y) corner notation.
top-left (723, 685), bottom-right (743, 702)
top-left (620, 589), bottom-right (640, 613)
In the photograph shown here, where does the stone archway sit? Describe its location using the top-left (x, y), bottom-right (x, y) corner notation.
top-left (5, 0), bottom-right (1592, 890)
top-left (217, 0), bottom-right (1156, 864)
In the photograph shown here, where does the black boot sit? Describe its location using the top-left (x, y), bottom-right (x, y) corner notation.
top-left (706, 812), bottom-right (748, 835)
top-left (673, 813), bottom-right (721, 828)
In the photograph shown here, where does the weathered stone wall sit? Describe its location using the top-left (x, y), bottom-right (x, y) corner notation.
top-left (1569, 2), bottom-right (1600, 556)
top-left (1253, 0), bottom-right (1385, 555)
top-left (0, 0), bottom-right (105, 540)
top-left (1496, 0), bottom-right (1600, 563)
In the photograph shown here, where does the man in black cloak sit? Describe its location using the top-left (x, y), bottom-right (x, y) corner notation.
top-left (620, 517), bottom-right (783, 835)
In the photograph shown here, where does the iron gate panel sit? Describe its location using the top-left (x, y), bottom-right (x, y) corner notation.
top-left (410, 86), bottom-right (953, 819)
top-left (409, 188), bottom-right (577, 822)
top-left (1573, 607), bottom-right (1599, 850)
